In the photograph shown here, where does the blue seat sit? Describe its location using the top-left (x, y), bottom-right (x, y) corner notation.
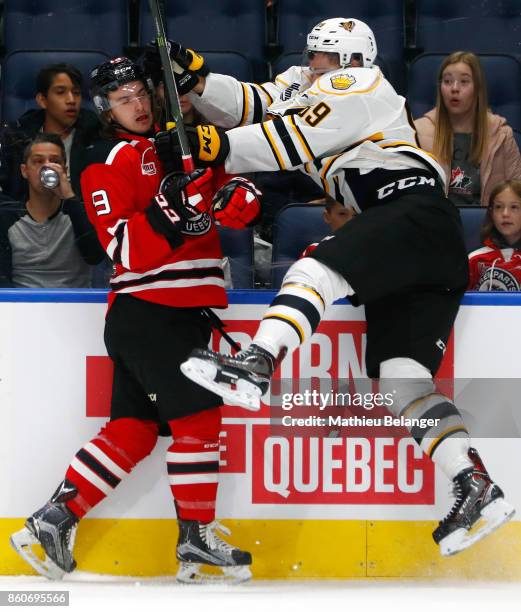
top-left (276, 0), bottom-right (406, 92)
top-left (271, 204), bottom-right (330, 288)
top-left (3, 0), bottom-right (128, 57)
top-left (1, 50), bottom-right (110, 124)
top-left (409, 54), bottom-right (521, 132)
top-left (459, 206), bottom-right (488, 253)
top-left (415, 1), bottom-right (521, 56)
top-left (139, 0), bottom-right (267, 80)
top-left (194, 51), bottom-right (253, 82)
top-left (217, 226), bottom-right (254, 289)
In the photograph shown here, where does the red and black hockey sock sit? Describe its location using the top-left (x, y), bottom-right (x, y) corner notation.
top-left (64, 418), bottom-right (159, 518)
top-left (167, 406), bottom-right (222, 523)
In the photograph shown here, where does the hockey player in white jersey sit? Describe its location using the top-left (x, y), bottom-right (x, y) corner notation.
top-left (154, 18), bottom-right (515, 556)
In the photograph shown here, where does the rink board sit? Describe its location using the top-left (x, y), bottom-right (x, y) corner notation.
top-left (1, 290), bottom-right (521, 579)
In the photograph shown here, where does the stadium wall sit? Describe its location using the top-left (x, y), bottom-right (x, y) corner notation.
top-left (1, 290), bottom-right (520, 579)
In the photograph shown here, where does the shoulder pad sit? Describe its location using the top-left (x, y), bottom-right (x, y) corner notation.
top-left (314, 66), bottom-right (381, 96)
top-left (84, 138), bottom-right (132, 166)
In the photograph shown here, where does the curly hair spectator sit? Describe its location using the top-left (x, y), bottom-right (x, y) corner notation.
top-left (468, 179), bottom-right (521, 290)
top-left (414, 51), bottom-right (521, 207)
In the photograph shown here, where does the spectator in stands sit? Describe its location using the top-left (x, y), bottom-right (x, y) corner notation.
top-left (0, 133), bottom-right (105, 288)
top-left (468, 179), bottom-right (521, 290)
top-left (414, 51), bottom-right (521, 207)
top-left (0, 63), bottom-right (101, 200)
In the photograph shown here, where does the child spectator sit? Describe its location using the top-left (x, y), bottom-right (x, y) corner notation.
top-left (468, 179), bottom-right (521, 290)
top-left (301, 197), bottom-right (357, 257)
top-left (414, 51), bottom-right (521, 207)
top-left (0, 63), bottom-right (101, 200)
top-left (0, 133), bottom-right (104, 288)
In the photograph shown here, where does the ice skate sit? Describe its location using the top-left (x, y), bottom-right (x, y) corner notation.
top-left (10, 480), bottom-right (79, 580)
top-left (433, 448), bottom-right (515, 556)
top-left (181, 344), bottom-right (279, 411)
top-left (176, 519), bottom-right (252, 584)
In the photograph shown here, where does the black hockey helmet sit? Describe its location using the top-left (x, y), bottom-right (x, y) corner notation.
top-left (89, 56), bottom-right (153, 113)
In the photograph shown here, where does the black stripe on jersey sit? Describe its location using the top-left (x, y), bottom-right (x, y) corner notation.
top-left (428, 426), bottom-right (469, 458)
top-left (257, 83), bottom-right (274, 106)
top-left (313, 158), bottom-right (323, 172)
top-left (167, 461), bottom-right (219, 474)
top-left (260, 122), bottom-right (284, 170)
top-left (112, 222), bottom-right (126, 265)
top-left (111, 266), bottom-right (224, 291)
top-left (270, 294), bottom-right (321, 333)
top-left (76, 449), bottom-right (121, 488)
top-left (288, 114), bottom-right (314, 158)
top-left (272, 118), bottom-right (301, 166)
top-left (239, 83), bottom-right (248, 126)
top-left (409, 403), bottom-right (461, 444)
top-left (333, 176), bottom-right (344, 204)
top-left (404, 100), bottom-right (420, 147)
top-left (251, 86), bottom-right (264, 124)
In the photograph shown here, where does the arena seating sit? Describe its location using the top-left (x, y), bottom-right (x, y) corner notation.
top-left (3, 0), bottom-right (128, 57)
top-left (217, 226), bottom-right (255, 289)
top-left (459, 207), bottom-right (488, 253)
top-left (415, 0), bottom-right (521, 56)
top-left (271, 204), bottom-right (330, 288)
top-left (138, 0), bottom-right (267, 80)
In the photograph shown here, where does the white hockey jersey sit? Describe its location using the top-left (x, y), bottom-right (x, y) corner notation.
top-left (190, 66), bottom-right (446, 212)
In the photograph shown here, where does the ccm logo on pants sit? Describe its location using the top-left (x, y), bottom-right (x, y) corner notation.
top-left (377, 176), bottom-right (436, 200)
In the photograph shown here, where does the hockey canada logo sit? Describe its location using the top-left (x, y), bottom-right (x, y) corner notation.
top-left (330, 73), bottom-right (356, 90)
top-left (340, 20), bottom-right (356, 31)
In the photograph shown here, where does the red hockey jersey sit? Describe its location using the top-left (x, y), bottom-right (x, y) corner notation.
top-left (468, 238), bottom-right (521, 291)
top-left (81, 132), bottom-right (227, 309)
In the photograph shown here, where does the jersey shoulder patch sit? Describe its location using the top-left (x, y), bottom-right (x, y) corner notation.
top-left (315, 66), bottom-right (381, 96)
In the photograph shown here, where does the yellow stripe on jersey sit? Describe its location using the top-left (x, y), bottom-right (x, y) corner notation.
top-left (275, 75), bottom-right (290, 87)
top-left (260, 122), bottom-right (286, 170)
top-left (377, 140), bottom-right (439, 162)
top-left (281, 283), bottom-right (326, 309)
top-left (427, 425), bottom-right (468, 458)
top-left (257, 83), bottom-right (274, 106)
top-left (239, 83), bottom-right (250, 126)
top-left (263, 313), bottom-right (305, 344)
top-left (288, 114), bottom-right (314, 161)
top-left (316, 71), bottom-right (383, 97)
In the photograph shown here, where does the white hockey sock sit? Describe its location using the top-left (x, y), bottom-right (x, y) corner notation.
top-left (431, 435), bottom-right (473, 481)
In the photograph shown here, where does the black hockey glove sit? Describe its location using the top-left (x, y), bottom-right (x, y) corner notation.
top-left (143, 39), bottom-right (208, 94)
top-left (155, 125), bottom-right (230, 171)
top-left (146, 168), bottom-right (215, 248)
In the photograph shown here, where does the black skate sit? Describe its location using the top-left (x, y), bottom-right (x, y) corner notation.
top-left (10, 480), bottom-right (79, 580)
top-left (181, 344), bottom-right (280, 411)
top-left (433, 448), bottom-right (515, 556)
top-left (176, 519), bottom-right (252, 584)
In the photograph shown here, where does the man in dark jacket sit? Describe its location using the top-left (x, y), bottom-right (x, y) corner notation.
top-left (0, 63), bottom-right (101, 200)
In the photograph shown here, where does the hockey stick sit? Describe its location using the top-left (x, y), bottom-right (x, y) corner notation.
top-left (148, 0), bottom-right (195, 173)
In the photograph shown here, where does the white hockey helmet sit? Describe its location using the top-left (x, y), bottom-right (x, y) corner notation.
top-left (306, 18), bottom-right (377, 68)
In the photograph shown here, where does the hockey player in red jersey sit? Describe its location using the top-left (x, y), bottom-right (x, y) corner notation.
top-left (10, 57), bottom-right (259, 584)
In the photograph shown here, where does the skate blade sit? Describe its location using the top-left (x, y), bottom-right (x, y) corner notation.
top-left (181, 357), bottom-right (261, 411)
top-left (10, 528), bottom-right (66, 581)
top-left (440, 498), bottom-right (516, 556)
top-left (176, 562), bottom-right (252, 585)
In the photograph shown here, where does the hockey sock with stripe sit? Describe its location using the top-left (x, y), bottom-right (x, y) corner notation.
top-left (167, 406), bottom-right (222, 523)
top-left (64, 418), bottom-right (159, 518)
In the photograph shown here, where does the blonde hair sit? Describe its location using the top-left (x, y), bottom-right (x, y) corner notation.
top-left (433, 51), bottom-right (488, 166)
top-left (481, 179), bottom-right (521, 243)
